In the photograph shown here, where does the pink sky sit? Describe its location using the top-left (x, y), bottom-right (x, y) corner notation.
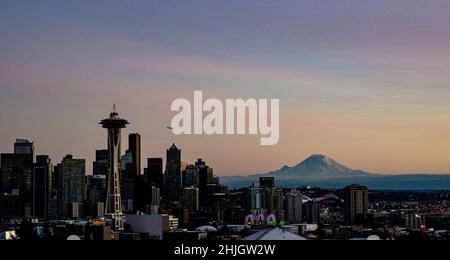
top-left (1, 1), bottom-right (450, 176)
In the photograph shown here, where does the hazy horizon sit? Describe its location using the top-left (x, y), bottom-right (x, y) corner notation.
top-left (1, 1), bottom-right (450, 176)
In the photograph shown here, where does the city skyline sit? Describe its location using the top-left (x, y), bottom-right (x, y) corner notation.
top-left (1, 1), bottom-right (450, 176)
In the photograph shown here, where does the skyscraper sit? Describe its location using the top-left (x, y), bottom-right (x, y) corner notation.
top-left (32, 155), bottom-right (54, 220)
top-left (1, 139), bottom-right (34, 197)
top-left (14, 139), bottom-right (34, 155)
top-left (344, 184), bottom-right (369, 225)
top-left (89, 150), bottom-right (108, 218)
top-left (0, 154), bottom-right (33, 198)
top-left (250, 185), bottom-right (267, 218)
top-left (183, 164), bottom-right (198, 188)
top-left (145, 158), bottom-right (164, 190)
top-left (120, 150), bottom-right (135, 212)
top-left (286, 190), bottom-right (303, 224)
top-left (266, 187), bottom-right (284, 221)
top-left (165, 144), bottom-right (181, 202)
top-left (88, 174), bottom-right (107, 204)
top-left (121, 134), bottom-right (142, 211)
top-left (56, 155), bottom-right (86, 218)
top-left (197, 159), bottom-right (213, 208)
top-left (0, 139), bottom-right (34, 218)
top-left (93, 149), bottom-right (108, 176)
top-left (101, 106), bottom-right (129, 231)
top-left (128, 133), bottom-right (141, 176)
top-left (182, 186), bottom-right (199, 213)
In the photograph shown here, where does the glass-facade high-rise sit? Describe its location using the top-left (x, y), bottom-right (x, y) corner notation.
top-left (165, 144), bottom-right (181, 202)
top-left (0, 139), bottom-right (34, 218)
top-left (145, 158), bottom-right (164, 191)
top-left (128, 133), bottom-right (141, 176)
top-left (32, 155), bottom-right (54, 220)
top-left (56, 155), bottom-right (86, 218)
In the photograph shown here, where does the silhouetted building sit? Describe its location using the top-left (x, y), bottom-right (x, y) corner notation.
top-left (259, 177), bottom-right (275, 189)
top-left (128, 133), bottom-right (141, 176)
top-left (0, 139), bottom-right (34, 217)
top-left (88, 174), bottom-right (107, 204)
top-left (14, 139), bottom-right (34, 155)
top-left (267, 187), bottom-right (284, 220)
top-left (32, 155), bottom-right (55, 219)
top-left (93, 149), bottom-right (108, 176)
top-left (344, 184), bottom-right (369, 225)
top-left (134, 174), bottom-right (150, 212)
top-left (197, 159), bottom-right (213, 208)
top-left (287, 190), bottom-right (303, 224)
top-left (183, 186), bottom-right (199, 213)
top-left (143, 158), bottom-right (163, 213)
top-left (165, 144), bottom-right (181, 201)
top-left (145, 158), bottom-right (164, 190)
top-left (183, 164), bottom-right (198, 188)
top-left (1, 139), bottom-right (34, 197)
top-left (121, 150), bottom-right (135, 211)
top-left (56, 155), bottom-right (86, 218)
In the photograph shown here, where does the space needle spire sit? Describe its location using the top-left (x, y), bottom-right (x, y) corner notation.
top-left (100, 105), bottom-right (129, 231)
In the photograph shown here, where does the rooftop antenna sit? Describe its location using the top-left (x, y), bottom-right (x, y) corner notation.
top-left (113, 103), bottom-right (116, 112)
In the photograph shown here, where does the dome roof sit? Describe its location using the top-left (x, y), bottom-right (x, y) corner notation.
top-left (195, 226), bottom-right (218, 232)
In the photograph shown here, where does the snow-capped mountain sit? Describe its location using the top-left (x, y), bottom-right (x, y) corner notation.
top-left (221, 154), bottom-right (450, 190)
top-left (266, 154), bottom-right (371, 180)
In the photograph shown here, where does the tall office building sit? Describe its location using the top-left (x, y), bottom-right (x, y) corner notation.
top-left (56, 155), bottom-right (86, 218)
top-left (128, 133), bottom-right (141, 176)
top-left (1, 139), bottom-right (34, 197)
top-left (0, 139), bottom-right (34, 218)
top-left (145, 158), bottom-right (164, 190)
top-left (93, 149), bottom-right (108, 176)
top-left (259, 177), bottom-right (275, 189)
top-left (183, 164), bottom-right (198, 188)
top-left (0, 154), bottom-right (33, 198)
top-left (250, 185), bottom-right (267, 217)
top-left (120, 150), bottom-right (135, 211)
top-left (167, 143), bottom-right (181, 163)
top-left (133, 174), bottom-right (150, 212)
top-left (101, 106), bottom-right (129, 231)
top-left (165, 144), bottom-right (181, 202)
top-left (182, 186), bottom-right (199, 213)
top-left (267, 187), bottom-right (284, 220)
top-left (121, 135), bottom-right (141, 211)
top-left (14, 139), bottom-right (34, 155)
top-left (286, 190), bottom-right (303, 224)
top-left (344, 184), bottom-right (369, 225)
top-left (88, 174), bottom-right (107, 204)
top-left (32, 155), bottom-right (54, 220)
top-left (197, 159), bottom-right (213, 208)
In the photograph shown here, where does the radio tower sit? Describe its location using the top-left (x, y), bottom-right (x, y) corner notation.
top-left (100, 104), bottom-right (129, 231)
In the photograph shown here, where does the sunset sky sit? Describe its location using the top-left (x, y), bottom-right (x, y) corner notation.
top-left (1, 0), bottom-right (450, 176)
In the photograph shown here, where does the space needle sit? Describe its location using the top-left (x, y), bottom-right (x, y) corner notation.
top-left (100, 104), bottom-right (129, 231)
